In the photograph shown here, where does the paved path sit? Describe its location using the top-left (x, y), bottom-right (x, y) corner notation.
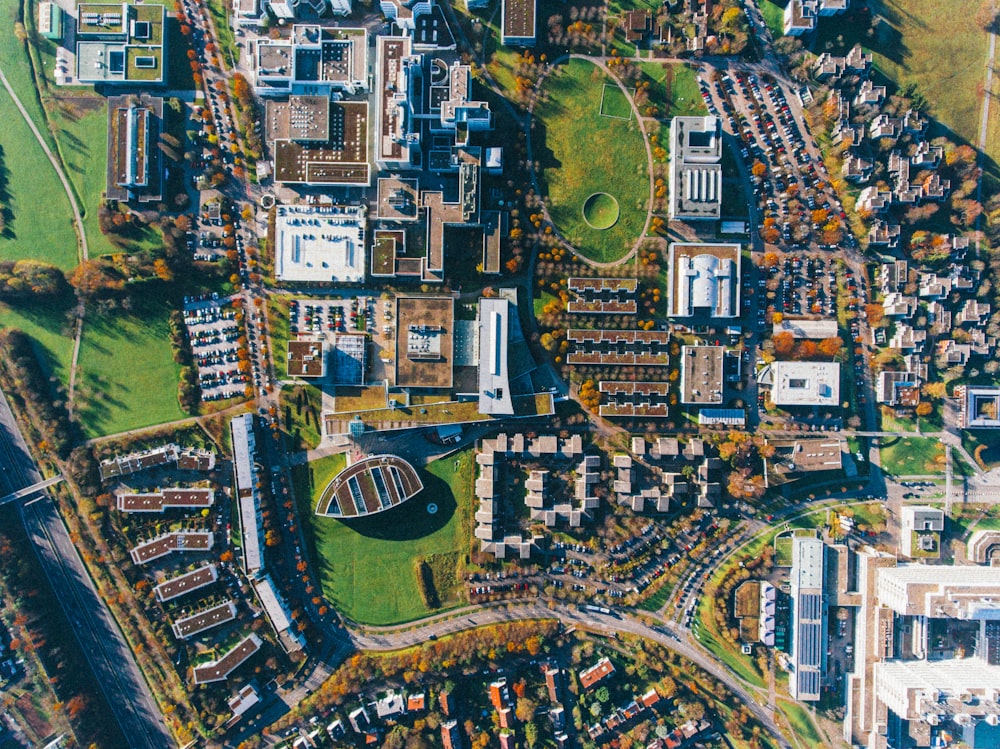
top-left (0, 65), bottom-right (87, 261)
top-left (978, 3), bottom-right (997, 152)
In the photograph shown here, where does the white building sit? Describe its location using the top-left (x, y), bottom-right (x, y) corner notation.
top-left (789, 537), bottom-right (826, 701)
top-left (961, 386), bottom-right (1000, 428)
top-left (669, 116), bottom-right (723, 220)
top-left (769, 361), bottom-right (840, 407)
top-left (667, 243), bottom-right (740, 318)
top-left (477, 298), bottom-right (514, 416)
top-left (274, 204), bottom-right (366, 284)
top-left (231, 414), bottom-right (264, 578)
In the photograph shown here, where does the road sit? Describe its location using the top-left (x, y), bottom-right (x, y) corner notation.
top-left (0, 389), bottom-right (172, 749)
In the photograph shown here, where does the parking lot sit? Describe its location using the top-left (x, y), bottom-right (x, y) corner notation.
top-left (759, 254), bottom-right (838, 323)
top-left (700, 69), bottom-right (849, 251)
top-left (183, 297), bottom-right (248, 401)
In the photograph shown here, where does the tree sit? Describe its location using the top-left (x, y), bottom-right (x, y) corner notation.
top-left (923, 381), bottom-right (947, 400)
top-left (773, 331), bottom-right (795, 357)
top-left (817, 337), bottom-right (843, 359)
top-left (915, 401), bottom-right (933, 417)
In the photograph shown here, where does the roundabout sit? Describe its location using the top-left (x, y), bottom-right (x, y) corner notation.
top-left (582, 192), bottom-right (620, 229)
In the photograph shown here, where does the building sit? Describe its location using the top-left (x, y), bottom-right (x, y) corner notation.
top-left (769, 439), bottom-right (843, 473)
top-left (579, 657), bottom-right (616, 690)
top-left (772, 318), bottom-right (839, 340)
top-left (783, 0), bottom-right (848, 36)
top-left (900, 505), bottom-right (944, 559)
top-left (171, 601), bottom-right (237, 639)
top-left (315, 455), bottom-right (423, 517)
top-left (667, 242), bottom-right (740, 318)
top-left (567, 329), bottom-right (670, 366)
top-left (669, 116), bottom-right (723, 220)
top-left (960, 386), bottom-right (1000, 428)
top-left (76, 3), bottom-right (167, 85)
top-left (266, 97), bottom-right (370, 186)
top-left (129, 530), bottom-right (214, 565)
top-left (106, 94), bottom-right (163, 204)
top-left (116, 487), bottom-right (215, 513)
top-left (231, 414), bottom-right (265, 579)
top-left (477, 298), bottom-right (514, 416)
top-left (846, 556), bottom-right (1000, 749)
top-left (287, 339), bottom-right (325, 378)
top-left (192, 634), bottom-right (262, 684)
top-left (789, 537), bottom-right (826, 701)
top-left (253, 575), bottom-right (307, 653)
top-left (599, 381), bottom-right (670, 418)
top-left (876, 370), bottom-right (921, 408)
top-left (274, 204), bottom-right (366, 283)
top-left (227, 684), bottom-right (261, 723)
top-left (441, 720), bottom-right (463, 749)
top-left (501, 0), bottom-right (536, 45)
top-left (98, 443), bottom-right (215, 481)
top-left (375, 36), bottom-right (491, 170)
top-left (154, 564), bottom-right (218, 603)
top-left (331, 334), bottom-right (366, 385)
top-left (252, 25), bottom-right (367, 96)
top-left (38, 1), bottom-right (63, 41)
top-left (394, 296), bottom-right (455, 389)
top-left (680, 345), bottom-right (724, 405)
top-left (567, 277), bottom-right (638, 314)
top-left (768, 361), bottom-right (840, 407)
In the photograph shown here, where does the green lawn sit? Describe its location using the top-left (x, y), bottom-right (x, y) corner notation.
top-left (815, 0), bottom-right (989, 150)
top-left (0, 300), bottom-right (75, 383)
top-left (281, 384), bottom-right (323, 451)
top-left (759, 0), bottom-right (785, 39)
top-left (636, 61), bottom-right (708, 119)
top-left (776, 700), bottom-right (821, 745)
top-left (879, 436), bottom-right (945, 476)
top-left (535, 58), bottom-right (648, 264)
top-left (267, 296), bottom-right (291, 379)
top-left (599, 84), bottom-right (633, 119)
top-left (299, 449), bottom-right (475, 625)
top-left (0, 83), bottom-right (79, 269)
top-left (74, 303), bottom-right (185, 437)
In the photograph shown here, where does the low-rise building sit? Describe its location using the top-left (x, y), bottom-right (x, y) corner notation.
top-left (767, 361), bottom-right (840, 408)
top-left (669, 117), bottom-right (723, 220)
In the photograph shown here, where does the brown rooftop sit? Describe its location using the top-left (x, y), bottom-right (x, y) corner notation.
top-left (288, 339), bottom-right (325, 378)
top-left (680, 345), bottom-right (724, 404)
top-left (395, 297), bottom-right (455, 389)
top-left (192, 634), bottom-right (262, 684)
top-left (171, 601), bottom-right (237, 639)
top-left (130, 531), bottom-right (214, 565)
top-left (502, 0), bottom-right (536, 39)
top-left (154, 564), bottom-right (218, 602)
top-left (117, 487), bottom-right (215, 513)
top-left (317, 455), bottom-right (424, 517)
top-left (271, 101), bottom-right (369, 185)
top-left (376, 176), bottom-right (420, 222)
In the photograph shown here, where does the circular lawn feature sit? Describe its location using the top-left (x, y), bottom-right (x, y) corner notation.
top-left (582, 192), bottom-right (620, 230)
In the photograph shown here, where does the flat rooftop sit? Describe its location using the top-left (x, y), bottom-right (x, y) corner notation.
top-left (274, 204), bottom-right (366, 284)
top-left (502, 0), bottom-right (537, 40)
top-left (567, 277), bottom-right (638, 314)
top-left (395, 296), bottom-right (455, 389)
top-left (376, 177), bottom-right (420, 222)
top-left (171, 601), bottom-right (237, 639)
top-left (566, 329), bottom-right (670, 366)
top-left (680, 345), bottom-right (725, 404)
top-left (287, 339), bottom-right (325, 377)
top-left (116, 487), bottom-right (215, 513)
top-left (478, 298), bottom-right (513, 416)
top-left (599, 381), bottom-right (670, 418)
top-left (266, 95), bottom-right (330, 141)
top-left (771, 361), bottom-right (841, 407)
top-left (270, 100), bottom-right (369, 185)
top-left (376, 36), bottom-right (413, 164)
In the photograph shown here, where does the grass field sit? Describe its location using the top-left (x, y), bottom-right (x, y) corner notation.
top-left (879, 436), bottom-right (945, 476)
top-left (759, 0), bottom-right (785, 39)
top-left (776, 700), bottom-right (822, 745)
top-left (280, 384), bottom-right (323, 451)
top-left (298, 449), bottom-right (475, 625)
top-left (815, 0), bottom-right (989, 151)
top-left (535, 58), bottom-right (648, 264)
top-left (600, 84), bottom-right (633, 119)
top-left (75, 303), bottom-right (185, 437)
top-left (636, 61), bottom-right (708, 120)
top-left (0, 300), bottom-right (75, 382)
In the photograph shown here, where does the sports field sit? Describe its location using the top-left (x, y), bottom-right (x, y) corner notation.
top-left (535, 58), bottom-right (648, 263)
top-left (299, 449), bottom-right (475, 625)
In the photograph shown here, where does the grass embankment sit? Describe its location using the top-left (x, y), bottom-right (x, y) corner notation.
top-left (535, 58), bottom-right (648, 263)
top-left (281, 384), bottom-right (323, 451)
top-left (297, 449), bottom-right (476, 625)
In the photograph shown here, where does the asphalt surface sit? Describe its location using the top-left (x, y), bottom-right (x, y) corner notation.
top-left (0, 389), bottom-right (173, 749)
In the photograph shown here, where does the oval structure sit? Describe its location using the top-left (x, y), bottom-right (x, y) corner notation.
top-left (316, 455), bottom-right (424, 517)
